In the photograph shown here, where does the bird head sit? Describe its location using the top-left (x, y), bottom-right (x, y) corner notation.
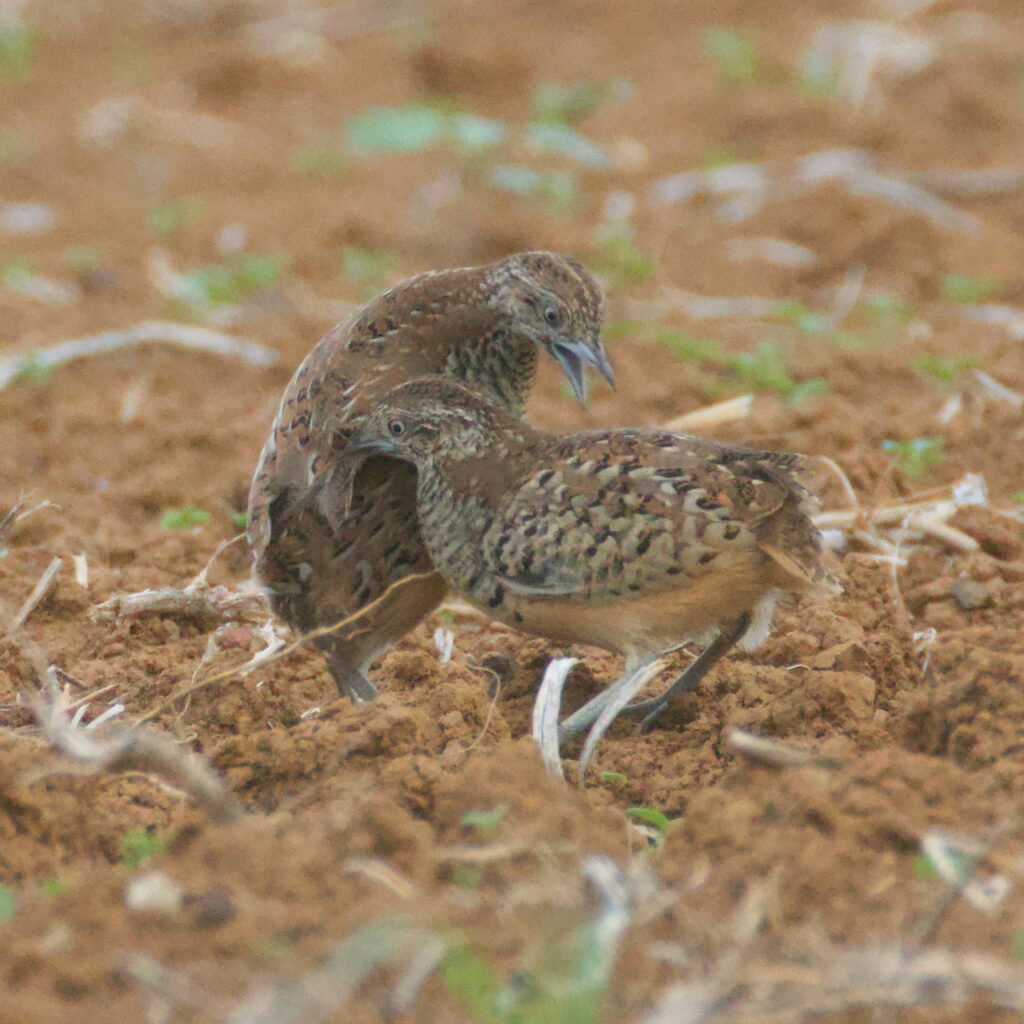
top-left (488, 252), bottom-right (614, 403)
top-left (348, 379), bottom-right (507, 465)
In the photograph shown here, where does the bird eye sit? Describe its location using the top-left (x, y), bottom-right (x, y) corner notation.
top-left (543, 305), bottom-right (560, 326)
top-left (387, 418), bottom-right (406, 437)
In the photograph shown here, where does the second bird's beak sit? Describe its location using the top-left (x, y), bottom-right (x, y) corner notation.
top-left (550, 340), bottom-right (616, 404)
top-left (349, 434), bottom-right (397, 457)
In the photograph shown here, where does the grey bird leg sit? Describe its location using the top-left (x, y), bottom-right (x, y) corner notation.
top-left (558, 654), bottom-right (659, 740)
top-left (627, 612), bottom-right (751, 733)
top-left (323, 650), bottom-right (379, 704)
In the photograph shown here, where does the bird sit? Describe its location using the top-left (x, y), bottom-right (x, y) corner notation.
top-left (348, 376), bottom-right (842, 751)
top-left (247, 252), bottom-right (614, 704)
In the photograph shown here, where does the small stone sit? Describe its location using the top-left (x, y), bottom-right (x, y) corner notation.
top-left (0, 202), bottom-right (57, 234)
top-left (124, 870), bottom-right (184, 915)
top-left (185, 886), bottom-right (236, 929)
top-left (950, 576), bottom-right (993, 610)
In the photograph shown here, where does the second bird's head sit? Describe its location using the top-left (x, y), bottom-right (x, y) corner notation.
top-left (349, 379), bottom-right (518, 464)
top-left (488, 251), bottom-right (614, 403)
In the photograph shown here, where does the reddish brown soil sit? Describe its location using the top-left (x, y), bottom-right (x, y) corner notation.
top-left (3, 1), bottom-right (1024, 1021)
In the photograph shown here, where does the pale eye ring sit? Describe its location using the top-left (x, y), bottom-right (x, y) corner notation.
top-left (544, 305), bottom-right (560, 326)
top-left (387, 418), bottom-right (406, 437)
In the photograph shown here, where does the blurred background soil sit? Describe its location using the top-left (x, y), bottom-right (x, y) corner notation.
top-left (2, 1), bottom-right (1024, 1021)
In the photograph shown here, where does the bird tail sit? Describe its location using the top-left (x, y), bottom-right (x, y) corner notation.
top-left (756, 464), bottom-right (844, 600)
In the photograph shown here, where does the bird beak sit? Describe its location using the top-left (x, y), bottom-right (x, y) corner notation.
top-left (348, 434), bottom-right (397, 456)
top-left (550, 340), bottom-right (616, 404)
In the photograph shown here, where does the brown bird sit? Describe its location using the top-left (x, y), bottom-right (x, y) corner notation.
top-left (349, 377), bottom-right (842, 741)
top-left (247, 252), bottom-right (613, 702)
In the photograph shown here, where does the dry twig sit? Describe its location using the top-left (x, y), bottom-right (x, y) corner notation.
top-left (26, 673), bottom-right (241, 823)
top-left (0, 321), bottom-right (278, 390)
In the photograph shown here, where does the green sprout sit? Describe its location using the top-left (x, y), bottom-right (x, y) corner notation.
top-left (913, 353), bottom-right (982, 384)
top-left (799, 49), bottom-right (839, 98)
top-left (159, 505), bottom-right (210, 530)
top-left (289, 144), bottom-right (345, 175)
top-left (0, 18), bottom-right (36, 80)
top-left (774, 299), bottom-right (828, 334)
top-left (524, 122), bottom-right (608, 169)
top-left (701, 27), bottom-right (759, 86)
top-left (461, 804), bottom-right (509, 833)
top-left (881, 437), bottom-right (946, 477)
top-left (231, 511), bottom-right (248, 531)
top-left (486, 164), bottom-right (577, 214)
top-left (531, 78), bottom-right (633, 127)
top-left (655, 328), bottom-right (725, 365)
top-left (730, 341), bottom-right (828, 404)
top-left (340, 247), bottom-right (398, 288)
top-left (147, 195), bottom-right (207, 236)
top-left (39, 877), bottom-right (70, 898)
top-left (0, 886), bottom-right (14, 923)
top-left (64, 245), bottom-right (103, 274)
top-left (176, 253), bottom-right (284, 312)
top-left (0, 125), bottom-right (32, 162)
top-left (591, 222), bottom-right (652, 289)
top-left (346, 105), bottom-right (448, 154)
top-left (941, 272), bottom-right (1002, 305)
top-left (119, 827), bottom-right (169, 869)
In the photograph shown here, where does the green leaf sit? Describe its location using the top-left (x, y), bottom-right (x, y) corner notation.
top-left (626, 806), bottom-right (672, 833)
top-left (461, 804), bottom-right (509, 831)
top-left (941, 272), bottom-right (1002, 304)
top-left (346, 105), bottom-right (448, 154)
top-left (39, 877), bottom-right (69, 898)
top-left (486, 164), bottom-right (577, 213)
top-left (64, 245), bottom-right (103, 273)
top-left (524, 123), bottom-right (608, 169)
top-left (451, 114), bottom-right (507, 151)
top-left (119, 827), bottom-right (168, 868)
top-left (701, 27), bottom-right (758, 86)
top-left (160, 504), bottom-right (210, 530)
top-left (591, 223), bottom-right (652, 287)
top-left (774, 299), bottom-right (828, 334)
top-left (655, 328), bottom-right (725, 365)
top-left (289, 145), bottom-right (345, 175)
top-left (800, 49), bottom-right (839, 98)
top-left (0, 887), bottom-right (14, 923)
top-left (881, 437), bottom-right (946, 477)
top-left (340, 246), bottom-right (397, 285)
top-left (532, 78), bottom-right (634, 127)
top-left (600, 771), bottom-right (626, 781)
top-left (231, 511), bottom-right (248, 530)
top-left (0, 20), bottom-right (36, 81)
top-left (147, 195), bottom-right (207, 236)
top-left (913, 353), bottom-right (981, 384)
top-left (441, 945), bottom-right (502, 1021)
top-left (913, 853), bottom-right (937, 878)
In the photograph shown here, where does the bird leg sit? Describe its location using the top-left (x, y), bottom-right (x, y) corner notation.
top-left (626, 612), bottom-right (751, 733)
top-left (558, 653), bottom-right (660, 740)
top-left (323, 650), bottom-right (379, 704)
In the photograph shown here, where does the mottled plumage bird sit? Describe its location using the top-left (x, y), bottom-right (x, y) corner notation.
top-left (349, 377), bottom-right (841, 739)
top-left (248, 252), bottom-right (612, 702)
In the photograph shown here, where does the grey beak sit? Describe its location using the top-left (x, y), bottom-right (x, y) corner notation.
top-left (551, 340), bottom-right (616, 404)
top-left (348, 435), bottom-right (397, 457)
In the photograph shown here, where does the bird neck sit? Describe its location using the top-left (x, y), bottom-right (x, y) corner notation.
top-left (349, 265), bottom-right (537, 414)
top-left (441, 332), bottom-right (536, 415)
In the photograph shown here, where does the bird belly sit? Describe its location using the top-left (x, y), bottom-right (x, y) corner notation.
top-left (499, 553), bottom-right (778, 660)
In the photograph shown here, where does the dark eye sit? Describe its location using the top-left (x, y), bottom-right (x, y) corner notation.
top-left (388, 418), bottom-right (406, 437)
top-left (544, 305), bottom-right (560, 326)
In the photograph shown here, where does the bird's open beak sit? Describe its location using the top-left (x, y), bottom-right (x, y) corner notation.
top-left (348, 435), bottom-right (397, 456)
top-left (550, 340), bottom-right (616, 404)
